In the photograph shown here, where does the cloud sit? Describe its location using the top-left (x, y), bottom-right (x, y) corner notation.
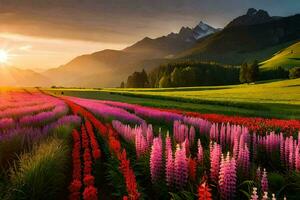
top-left (18, 45), bottom-right (32, 51)
top-left (0, 0), bottom-right (298, 45)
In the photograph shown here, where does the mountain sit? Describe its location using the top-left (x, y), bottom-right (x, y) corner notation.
top-left (43, 9), bottom-right (300, 88)
top-left (0, 67), bottom-right (51, 87)
top-left (123, 21), bottom-right (218, 58)
top-left (44, 22), bottom-right (218, 87)
top-left (177, 10), bottom-right (300, 65)
top-left (260, 41), bottom-right (300, 70)
top-left (226, 8), bottom-right (275, 28)
top-left (193, 21), bottom-right (218, 39)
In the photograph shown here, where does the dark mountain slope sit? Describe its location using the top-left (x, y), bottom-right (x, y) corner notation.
top-left (177, 13), bottom-right (300, 65)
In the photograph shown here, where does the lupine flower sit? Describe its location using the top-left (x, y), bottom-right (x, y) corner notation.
top-left (83, 186), bottom-right (98, 200)
top-left (237, 143), bottom-right (250, 175)
top-left (173, 121), bottom-right (189, 144)
top-left (188, 158), bottom-right (197, 181)
top-left (189, 126), bottom-right (195, 146)
top-left (184, 138), bottom-right (190, 156)
top-left (256, 167), bottom-right (261, 182)
top-left (165, 147), bottom-right (174, 187)
top-left (210, 123), bottom-right (219, 142)
top-left (198, 176), bottom-right (212, 200)
top-left (83, 175), bottom-right (95, 186)
top-left (183, 116), bottom-right (212, 135)
top-left (262, 192), bottom-right (268, 200)
top-left (174, 144), bottom-right (188, 189)
top-left (150, 137), bottom-right (163, 183)
top-left (135, 127), bottom-right (148, 158)
top-left (261, 168), bottom-right (268, 193)
top-left (67, 96), bottom-right (145, 124)
top-left (197, 139), bottom-right (203, 164)
top-left (210, 142), bottom-right (221, 183)
top-left (85, 120), bottom-right (101, 160)
top-left (165, 132), bottom-right (172, 155)
top-left (219, 152), bottom-right (237, 200)
top-left (119, 150), bottom-right (140, 200)
top-left (295, 144), bottom-right (300, 171)
top-left (220, 123), bottom-right (226, 147)
top-left (250, 187), bottom-right (259, 200)
top-left (288, 136), bottom-right (295, 170)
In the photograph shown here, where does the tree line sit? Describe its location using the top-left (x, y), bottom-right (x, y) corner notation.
top-left (121, 61), bottom-right (240, 88)
top-left (121, 60), bottom-right (295, 88)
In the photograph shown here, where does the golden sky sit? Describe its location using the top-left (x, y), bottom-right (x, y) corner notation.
top-left (0, 0), bottom-right (299, 70)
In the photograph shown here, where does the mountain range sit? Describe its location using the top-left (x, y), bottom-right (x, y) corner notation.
top-left (2, 8), bottom-right (300, 87)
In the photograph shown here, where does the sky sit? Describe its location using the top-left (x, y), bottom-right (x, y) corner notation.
top-left (0, 0), bottom-right (299, 70)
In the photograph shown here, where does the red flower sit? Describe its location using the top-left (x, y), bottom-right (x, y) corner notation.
top-left (119, 150), bottom-right (140, 200)
top-left (69, 192), bottom-right (81, 200)
top-left (189, 158), bottom-right (197, 182)
top-left (83, 186), bottom-right (98, 200)
top-left (69, 180), bottom-right (82, 193)
top-left (198, 176), bottom-right (212, 200)
top-left (84, 175), bottom-right (95, 186)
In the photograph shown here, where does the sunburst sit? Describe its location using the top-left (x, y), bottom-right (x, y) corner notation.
top-left (0, 49), bottom-right (9, 64)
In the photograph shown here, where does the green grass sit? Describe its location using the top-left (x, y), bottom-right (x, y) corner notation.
top-left (260, 41), bottom-right (300, 70)
top-left (45, 79), bottom-right (300, 119)
top-left (0, 125), bottom-right (73, 200)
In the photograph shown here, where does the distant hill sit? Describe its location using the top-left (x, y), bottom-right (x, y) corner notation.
top-left (260, 41), bottom-right (300, 70)
top-left (177, 9), bottom-right (300, 65)
top-left (43, 22), bottom-right (218, 87)
top-left (0, 67), bottom-right (51, 87)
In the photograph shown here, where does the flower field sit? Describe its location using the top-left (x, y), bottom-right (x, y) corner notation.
top-left (0, 90), bottom-right (300, 200)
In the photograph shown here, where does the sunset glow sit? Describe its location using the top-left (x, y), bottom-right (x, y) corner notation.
top-left (0, 50), bottom-right (8, 64)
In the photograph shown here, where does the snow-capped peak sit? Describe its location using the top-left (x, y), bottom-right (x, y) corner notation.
top-left (197, 21), bottom-right (209, 31)
top-left (193, 21), bottom-right (217, 40)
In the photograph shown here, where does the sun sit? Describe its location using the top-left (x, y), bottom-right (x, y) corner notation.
top-left (0, 50), bottom-right (9, 64)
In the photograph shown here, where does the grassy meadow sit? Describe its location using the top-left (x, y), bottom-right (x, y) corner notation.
top-left (45, 78), bottom-right (300, 119)
top-left (260, 41), bottom-right (300, 70)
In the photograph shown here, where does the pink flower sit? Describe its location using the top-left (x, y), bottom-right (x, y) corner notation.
top-left (256, 167), bottom-right (261, 182)
top-left (295, 144), bottom-right (300, 171)
top-left (150, 137), bottom-right (163, 183)
top-left (189, 126), bottom-right (195, 146)
top-left (174, 144), bottom-right (188, 189)
top-left (219, 152), bottom-right (237, 200)
top-left (165, 146), bottom-right (174, 187)
top-left (261, 168), bottom-right (268, 193)
top-left (165, 132), bottom-right (172, 155)
top-left (197, 139), bottom-right (203, 164)
top-left (250, 187), bottom-right (259, 200)
top-left (210, 142), bottom-right (221, 183)
top-left (237, 143), bottom-right (250, 175)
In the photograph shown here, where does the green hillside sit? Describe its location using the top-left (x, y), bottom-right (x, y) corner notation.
top-left (260, 41), bottom-right (300, 70)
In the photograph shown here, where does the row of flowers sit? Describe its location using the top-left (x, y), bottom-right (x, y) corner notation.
top-left (63, 96), bottom-right (300, 199)
top-left (97, 99), bottom-right (300, 134)
top-left (69, 120), bottom-right (100, 200)
top-left (64, 98), bottom-right (140, 200)
top-left (0, 92), bottom-right (62, 119)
